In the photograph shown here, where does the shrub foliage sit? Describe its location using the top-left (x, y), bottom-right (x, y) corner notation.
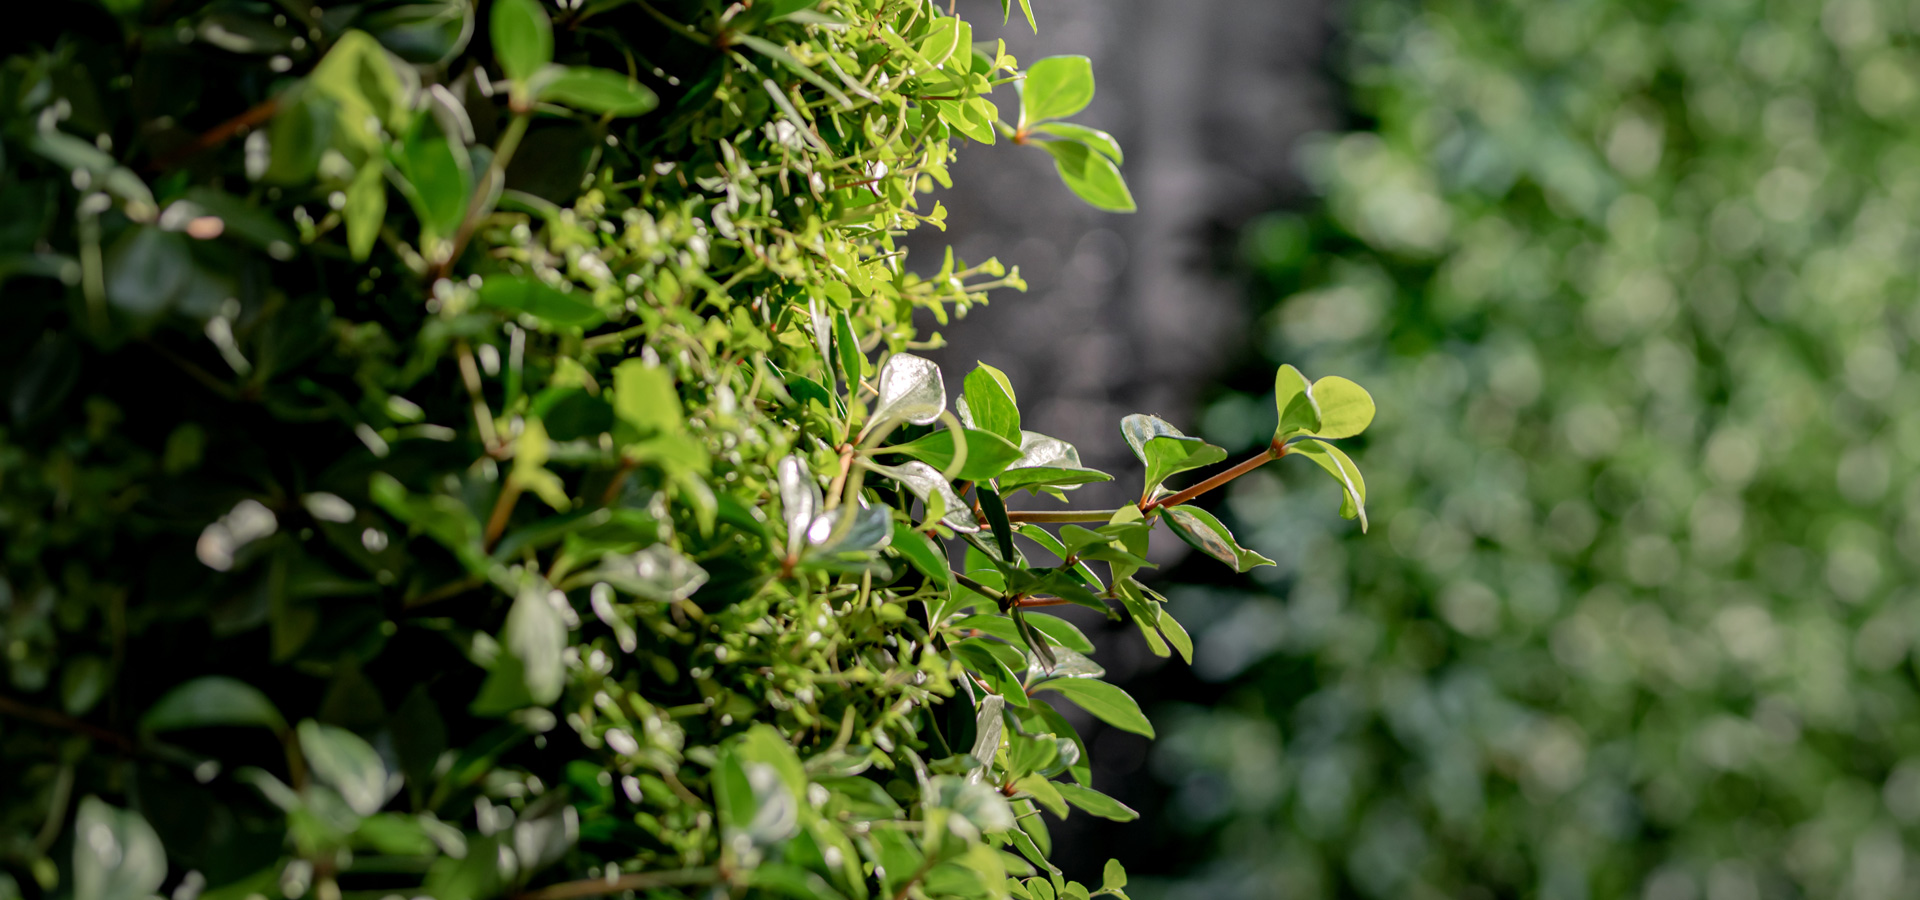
top-left (0, 2), bottom-right (1367, 899)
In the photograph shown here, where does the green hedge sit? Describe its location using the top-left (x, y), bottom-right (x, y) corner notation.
top-left (1153, 0), bottom-right (1920, 897)
top-left (0, 2), bottom-right (1372, 899)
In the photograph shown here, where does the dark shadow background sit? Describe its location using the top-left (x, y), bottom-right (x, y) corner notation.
top-left (906, 0), bottom-right (1343, 883)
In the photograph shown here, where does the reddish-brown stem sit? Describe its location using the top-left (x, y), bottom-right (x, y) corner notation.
top-left (150, 97), bottom-right (281, 172)
top-left (1146, 442), bottom-right (1285, 511)
top-left (483, 479), bottom-right (524, 549)
top-left (1004, 509), bottom-right (1120, 524)
top-left (1013, 597), bottom-right (1076, 608)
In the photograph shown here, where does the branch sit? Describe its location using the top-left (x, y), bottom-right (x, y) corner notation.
top-left (512, 867), bottom-right (720, 900)
top-left (0, 694), bottom-right (135, 752)
top-left (1145, 441), bottom-right (1285, 511)
top-left (150, 97), bottom-right (281, 172)
top-left (1004, 509), bottom-right (1120, 524)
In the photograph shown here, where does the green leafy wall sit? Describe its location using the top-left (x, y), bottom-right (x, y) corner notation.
top-left (1147, 0), bottom-right (1920, 897)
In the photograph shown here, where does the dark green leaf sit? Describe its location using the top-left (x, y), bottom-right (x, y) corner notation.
top-left (977, 485), bottom-right (1015, 561)
top-left (1055, 782), bottom-right (1138, 822)
top-left (142, 677), bottom-right (287, 733)
top-left (952, 639), bottom-right (1029, 707)
top-left (1033, 679), bottom-right (1153, 737)
top-left (104, 227), bottom-right (189, 318)
top-left (395, 117), bottom-right (472, 242)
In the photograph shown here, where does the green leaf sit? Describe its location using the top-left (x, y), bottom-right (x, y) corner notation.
top-left (1033, 679), bottom-right (1153, 737)
top-left (1037, 139), bottom-right (1135, 213)
top-left (142, 677), bottom-right (287, 733)
top-left (471, 583), bottom-right (567, 713)
top-left (1016, 774), bottom-right (1068, 818)
top-left (961, 362), bottom-right (1022, 443)
top-left (491, 0), bottom-right (553, 83)
top-left (873, 460), bottom-right (980, 533)
top-left (104, 227), bottom-right (190, 318)
top-left (1030, 123), bottom-right (1121, 164)
top-left (1020, 56), bottom-right (1094, 127)
top-left (1273, 364), bottom-right (1320, 441)
top-left (1289, 439), bottom-right (1368, 531)
top-left (952, 639), bottom-right (1029, 707)
top-left (395, 117), bottom-right (472, 242)
top-left (734, 34), bottom-right (853, 109)
top-left (1024, 613), bottom-right (1095, 654)
top-left (262, 90), bottom-right (335, 184)
top-left (73, 798), bottom-right (166, 900)
top-left (978, 485), bottom-right (1017, 562)
top-left (834, 310), bottom-right (864, 388)
top-left (1102, 858), bottom-right (1129, 889)
top-left (535, 66), bottom-right (660, 116)
top-left (881, 428), bottom-right (1024, 481)
top-left (996, 432), bottom-right (1112, 493)
top-left (344, 160), bottom-right (387, 262)
top-left (611, 359), bottom-right (685, 435)
top-left (1055, 783), bottom-right (1138, 823)
top-left (1161, 505), bottom-right (1274, 573)
top-left (1122, 415), bottom-right (1227, 494)
top-left (1152, 595), bottom-right (1193, 665)
top-left (871, 353), bottom-right (946, 426)
top-left (298, 720), bottom-right (391, 816)
top-left (1309, 375), bottom-right (1375, 439)
top-left (892, 521), bottom-right (951, 588)
top-left (479, 274), bottom-right (605, 327)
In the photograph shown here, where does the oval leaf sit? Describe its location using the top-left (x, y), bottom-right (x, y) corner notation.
top-left (881, 427), bottom-right (1023, 481)
top-left (872, 353), bottom-right (946, 426)
top-left (1309, 375), bottom-right (1375, 439)
top-left (961, 362), bottom-right (1022, 442)
top-left (1020, 55), bottom-right (1094, 126)
top-left (536, 66), bottom-right (660, 116)
top-left (479, 274), bottom-right (605, 327)
top-left (141, 676), bottom-right (287, 733)
top-left (1162, 505), bottom-right (1274, 573)
top-left (297, 720), bottom-right (391, 816)
top-left (1034, 678), bottom-right (1153, 737)
top-left (491, 0), bottom-right (553, 83)
top-left (1038, 139), bottom-right (1135, 213)
top-left (73, 798), bottom-right (167, 900)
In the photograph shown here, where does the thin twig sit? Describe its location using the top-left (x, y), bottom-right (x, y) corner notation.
top-left (1145, 441), bottom-right (1285, 511)
top-left (0, 695), bottom-right (135, 752)
top-left (150, 97), bottom-right (281, 172)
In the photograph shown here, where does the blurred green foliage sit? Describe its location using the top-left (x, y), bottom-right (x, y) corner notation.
top-left (1150, 0), bottom-right (1920, 898)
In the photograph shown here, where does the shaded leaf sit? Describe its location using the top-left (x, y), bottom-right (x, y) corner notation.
top-left (73, 798), bottom-right (166, 900)
top-left (491, 0), bottom-right (553, 83)
top-left (480, 275), bottom-right (605, 327)
top-left (535, 66), bottom-right (659, 116)
top-left (297, 720), bottom-right (391, 816)
top-left (142, 677), bottom-right (287, 733)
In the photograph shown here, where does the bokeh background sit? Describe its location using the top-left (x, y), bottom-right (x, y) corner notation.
top-left (926, 0), bottom-right (1920, 897)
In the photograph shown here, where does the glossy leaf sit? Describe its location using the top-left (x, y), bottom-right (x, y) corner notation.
top-left (871, 353), bottom-right (946, 426)
top-left (1034, 679), bottom-right (1153, 738)
top-left (1123, 415), bottom-right (1227, 493)
top-left (1019, 56), bottom-right (1094, 127)
top-left (953, 639), bottom-right (1029, 707)
top-left (997, 431), bottom-right (1112, 493)
top-left (874, 461), bottom-right (980, 532)
top-left (535, 66), bottom-right (659, 116)
top-left (1161, 505), bottom-right (1274, 572)
top-left (891, 520), bottom-right (951, 587)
